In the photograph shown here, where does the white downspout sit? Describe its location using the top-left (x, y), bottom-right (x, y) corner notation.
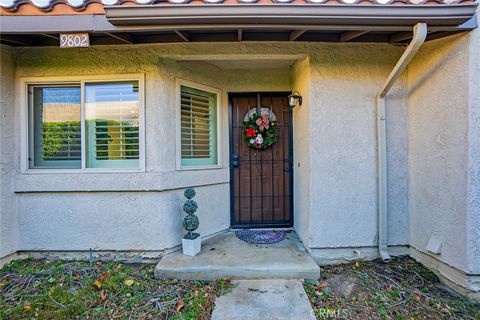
top-left (377, 22), bottom-right (427, 262)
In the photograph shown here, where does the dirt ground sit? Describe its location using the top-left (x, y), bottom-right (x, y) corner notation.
top-left (0, 259), bottom-right (232, 320)
top-left (304, 257), bottom-right (480, 320)
top-left (1, 257), bottom-right (478, 319)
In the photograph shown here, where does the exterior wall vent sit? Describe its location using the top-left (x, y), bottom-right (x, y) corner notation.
top-left (426, 235), bottom-right (443, 255)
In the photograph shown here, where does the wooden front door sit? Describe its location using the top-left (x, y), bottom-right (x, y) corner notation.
top-left (229, 93), bottom-right (293, 228)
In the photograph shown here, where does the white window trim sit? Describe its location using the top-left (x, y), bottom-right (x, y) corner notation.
top-left (19, 74), bottom-right (146, 174)
top-left (175, 78), bottom-right (222, 171)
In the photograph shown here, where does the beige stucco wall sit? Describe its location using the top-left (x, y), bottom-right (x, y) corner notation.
top-left (407, 27), bottom-right (480, 296)
top-left (3, 42), bottom-right (410, 262)
top-left (466, 8), bottom-right (480, 278)
top-left (408, 34), bottom-right (470, 272)
top-left (308, 44), bottom-right (409, 262)
top-left (291, 57), bottom-right (311, 247)
top-left (10, 43), bottom-right (293, 254)
top-left (0, 45), bottom-right (18, 262)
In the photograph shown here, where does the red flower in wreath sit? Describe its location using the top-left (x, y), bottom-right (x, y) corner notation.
top-left (245, 128), bottom-right (257, 138)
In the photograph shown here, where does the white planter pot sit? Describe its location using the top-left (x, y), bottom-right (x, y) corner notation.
top-left (182, 236), bottom-right (201, 256)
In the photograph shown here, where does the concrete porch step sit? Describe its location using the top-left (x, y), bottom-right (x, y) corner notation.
top-left (211, 279), bottom-right (315, 320)
top-left (154, 231), bottom-right (320, 281)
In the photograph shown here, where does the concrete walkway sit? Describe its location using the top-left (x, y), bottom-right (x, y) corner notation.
top-left (155, 231), bottom-right (320, 280)
top-left (211, 279), bottom-right (316, 320)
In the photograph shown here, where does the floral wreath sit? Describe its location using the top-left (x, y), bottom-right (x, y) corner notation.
top-left (243, 112), bottom-right (278, 150)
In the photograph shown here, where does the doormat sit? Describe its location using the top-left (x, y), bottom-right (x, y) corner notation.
top-left (235, 230), bottom-right (287, 244)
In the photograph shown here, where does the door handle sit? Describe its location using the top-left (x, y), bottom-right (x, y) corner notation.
top-left (232, 154), bottom-right (240, 168)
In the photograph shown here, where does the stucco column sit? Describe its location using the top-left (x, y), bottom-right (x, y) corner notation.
top-left (0, 45), bottom-right (19, 265)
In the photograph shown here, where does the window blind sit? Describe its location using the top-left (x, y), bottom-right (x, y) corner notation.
top-left (180, 86), bottom-right (217, 167)
top-left (85, 81), bottom-right (140, 168)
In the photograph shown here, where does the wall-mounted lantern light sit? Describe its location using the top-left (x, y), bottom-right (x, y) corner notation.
top-left (288, 91), bottom-right (302, 109)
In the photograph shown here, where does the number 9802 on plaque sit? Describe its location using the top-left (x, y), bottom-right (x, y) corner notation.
top-left (60, 33), bottom-right (90, 48)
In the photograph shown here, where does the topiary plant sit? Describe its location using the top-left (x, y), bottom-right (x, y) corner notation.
top-left (182, 188), bottom-right (199, 240)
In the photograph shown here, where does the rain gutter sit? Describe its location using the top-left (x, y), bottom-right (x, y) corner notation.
top-left (377, 22), bottom-right (427, 262)
top-left (104, 4), bottom-right (477, 27)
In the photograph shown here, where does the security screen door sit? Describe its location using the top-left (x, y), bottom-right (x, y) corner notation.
top-left (229, 93), bottom-right (293, 228)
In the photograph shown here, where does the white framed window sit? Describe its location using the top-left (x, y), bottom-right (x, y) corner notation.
top-left (21, 75), bottom-right (145, 172)
top-left (176, 79), bottom-right (221, 170)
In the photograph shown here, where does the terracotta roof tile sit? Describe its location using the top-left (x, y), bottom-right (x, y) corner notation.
top-left (0, 0), bottom-right (475, 14)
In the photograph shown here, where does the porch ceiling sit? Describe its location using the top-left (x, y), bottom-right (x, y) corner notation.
top-left (0, 1), bottom-right (477, 46)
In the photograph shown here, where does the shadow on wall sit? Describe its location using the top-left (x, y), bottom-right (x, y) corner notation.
top-left (407, 34), bottom-right (468, 96)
